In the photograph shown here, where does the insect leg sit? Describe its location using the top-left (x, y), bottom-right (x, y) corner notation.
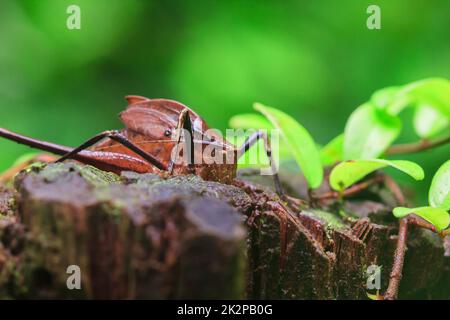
top-left (55, 130), bottom-right (167, 170)
top-left (237, 130), bottom-right (284, 196)
top-left (167, 109), bottom-right (195, 173)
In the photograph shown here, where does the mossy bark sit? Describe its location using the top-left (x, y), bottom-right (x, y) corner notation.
top-left (0, 163), bottom-right (247, 299)
top-left (0, 163), bottom-right (448, 299)
top-left (237, 168), bottom-right (449, 299)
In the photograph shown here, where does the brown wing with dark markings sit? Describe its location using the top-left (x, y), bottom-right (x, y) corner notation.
top-left (92, 96), bottom-right (235, 169)
top-left (120, 96), bottom-right (233, 148)
top-left (119, 97), bottom-right (206, 140)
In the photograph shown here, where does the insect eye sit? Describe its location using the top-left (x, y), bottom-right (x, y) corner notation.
top-left (164, 129), bottom-right (172, 137)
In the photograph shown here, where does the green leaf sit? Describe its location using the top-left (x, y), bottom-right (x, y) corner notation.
top-left (231, 134), bottom-right (269, 168)
top-left (343, 103), bottom-right (402, 159)
top-left (400, 78), bottom-right (450, 118)
top-left (429, 160), bottom-right (450, 210)
top-left (393, 206), bottom-right (450, 232)
top-left (371, 86), bottom-right (408, 114)
top-left (368, 78), bottom-right (450, 117)
top-left (330, 159), bottom-right (424, 191)
top-left (229, 114), bottom-right (274, 130)
top-left (371, 86), bottom-right (399, 108)
top-left (228, 114), bottom-right (292, 168)
top-left (413, 104), bottom-right (449, 139)
top-left (320, 134), bottom-right (344, 166)
top-left (254, 102), bottom-right (323, 188)
top-left (366, 291), bottom-right (382, 301)
top-left (228, 133), bottom-right (292, 169)
top-left (12, 152), bottom-right (40, 166)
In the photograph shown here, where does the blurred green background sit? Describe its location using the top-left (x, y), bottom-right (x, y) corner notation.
top-left (0, 0), bottom-right (449, 204)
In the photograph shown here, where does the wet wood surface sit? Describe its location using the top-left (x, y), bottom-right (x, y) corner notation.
top-left (0, 164), bottom-right (447, 299)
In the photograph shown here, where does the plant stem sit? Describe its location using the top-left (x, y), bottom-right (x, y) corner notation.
top-left (441, 229), bottom-right (450, 237)
top-left (384, 215), bottom-right (442, 300)
top-left (386, 134), bottom-right (450, 155)
top-left (383, 175), bottom-right (405, 205)
top-left (382, 174), bottom-right (408, 300)
top-left (384, 217), bottom-right (409, 300)
top-left (407, 215), bottom-right (438, 233)
top-left (315, 175), bottom-right (384, 201)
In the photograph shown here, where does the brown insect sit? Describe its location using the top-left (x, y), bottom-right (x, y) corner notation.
top-left (0, 96), bottom-right (283, 194)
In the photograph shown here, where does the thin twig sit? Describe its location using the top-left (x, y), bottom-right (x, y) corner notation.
top-left (315, 175), bottom-right (384, 201)
top-left (382, 174), bottom-right (408, 300)
top-left (407, 215), bottom-right (438, 233)
top-left (440, 229), bottom-right (450, 237)
top-left (386, 135), bottom-right (450, 156)
top-left (384, 214), bottom-right (443, 300)
top-left (384, 217), bottom-right (409, 300)
top-left (383, 174), bottom-right (405, 206)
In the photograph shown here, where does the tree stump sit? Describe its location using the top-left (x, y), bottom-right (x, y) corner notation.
top-left (0, 163), bottom-right (247, 299)
top-left (237, 168), bottom-right (448, 299)
top-left (0, 163), bottom-right (448, 299)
